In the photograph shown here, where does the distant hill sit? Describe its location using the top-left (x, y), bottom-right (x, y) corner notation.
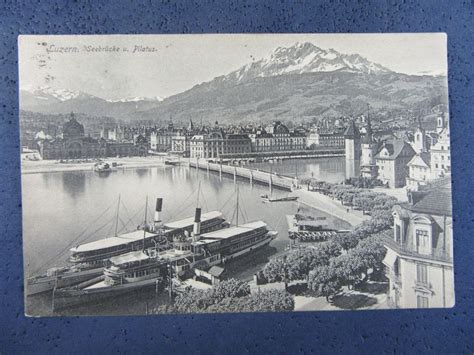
top-left (20, 86), bottom-right (164, 121)
top-left (20, 42), bottom-right (448, 125)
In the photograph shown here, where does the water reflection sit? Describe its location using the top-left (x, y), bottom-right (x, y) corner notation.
top-left (61, 172), bottom-right (86, 198)
top-left (135, 168), bottom-right (152, 178)
top-left (250, 157), bottom-right (345, 183)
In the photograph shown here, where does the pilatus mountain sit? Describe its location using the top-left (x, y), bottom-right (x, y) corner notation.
top-left (21, 42), bottom-right (447, 123)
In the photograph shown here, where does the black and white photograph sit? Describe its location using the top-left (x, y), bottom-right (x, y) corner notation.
top-left (19, 34), bottom-right (453, 316)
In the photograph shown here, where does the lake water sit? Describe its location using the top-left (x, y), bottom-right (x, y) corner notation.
top-left (22, 157), bottom-right (347, 315)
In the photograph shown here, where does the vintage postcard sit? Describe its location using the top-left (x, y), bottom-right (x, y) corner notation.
top-left (19, 34), bottom-right (453, 316)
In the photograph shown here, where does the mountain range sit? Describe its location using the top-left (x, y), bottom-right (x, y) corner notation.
top-left (20, 42), bottom-right (447, 124)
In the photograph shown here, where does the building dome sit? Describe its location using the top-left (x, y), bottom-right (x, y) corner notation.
top-left (63, 113), bottom-right (84, 138)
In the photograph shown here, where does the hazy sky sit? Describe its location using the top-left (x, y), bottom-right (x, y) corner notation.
top-left (19, 33), bottom-right (447, 100)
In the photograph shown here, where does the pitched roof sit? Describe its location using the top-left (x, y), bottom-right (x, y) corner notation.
top-left (410, 182), bottom-right (452, 216)
top-left (208, 266), bottom-right (225, 277)
top-left (343, 121), bottom-right (360, 138)
top-left (407, 152), bottom-right (431, 167)
top-left (375, 139), bottom-right (414, 160)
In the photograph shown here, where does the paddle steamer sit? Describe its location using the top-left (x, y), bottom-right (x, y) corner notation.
top-left (26, 198), bottom-right (227, 296)
top-left (53, 205), bottom-right (277, 310)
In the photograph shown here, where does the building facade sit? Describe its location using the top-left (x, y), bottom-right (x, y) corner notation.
top-left (306, 128), bottom-right (344, 149)
top-left (249, 121), bottom-right (306, 153)
top-left (383, 180), bottom-right (454, 308)
top-left (150, 123), bottom-right (180, 152)
top-left (430, 115), bottom-right (451, 179)
top-left (344, 120), bottom-right (361, 179)
top-left (375, 140), bottom-right (416, 188)
top-left (360, 115), bottom-right (378, 179)
top-left (189, 125), bottom-right (252, 159)
top-left (171, 134), bottom-right (191, 157)
top-left (406, 152), bottom-right (431, 191)
top-left (100, 125), bottom-right (124, 142)
top-left (38, 114), bottom-right (148, 160)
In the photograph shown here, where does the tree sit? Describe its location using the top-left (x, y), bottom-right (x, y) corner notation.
top-left (263, 256), bottom-right (291, 287)
top-left (318, 240), bottom-right (343, 260)
top-left (353, 196), bottom-right (374, 214)
top-left (286, 244), bottom-right (336, 281)
top-left (164, 281), bottom-right (294, 314)
top-left (211, 278), bottom-right (250, 301)
top-left (173, 288), bottom-right (214, 313)
top-left (265, 241), bottom-right (343, 284)
top-left (351, 235), bottom-right (387, 282)
top-left (330, 253), bottom-right (363, 289)
top-left (333, 232), bottom-right (359, 251)
top-left (342, 193), bottom-right (354, 206)
top-left (173, 278), bottom-right (250, 313)
top-left (308, 265), bottom-right (343, 302)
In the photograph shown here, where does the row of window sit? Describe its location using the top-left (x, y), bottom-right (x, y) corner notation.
top-left (434, 163), bottom-right (450, 170)
top-left (125, 268), bottom-right (160, 278)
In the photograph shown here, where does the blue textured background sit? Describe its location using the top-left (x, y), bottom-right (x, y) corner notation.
top-left (1, 1), bottom-right (473, 353)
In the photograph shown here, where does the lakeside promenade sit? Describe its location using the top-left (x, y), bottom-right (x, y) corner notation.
top-left (21, 156), bottom-right (167, 174)
top-left (292, 189), bottom-right (369, 226)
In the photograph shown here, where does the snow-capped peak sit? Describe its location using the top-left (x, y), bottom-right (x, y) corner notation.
top-left (224, 42), bottom-right (393, 83)
top-left (106, 96), bottom-right (165, 103)
top-left (30, 85), bottom-right (92, 101)
top-left (21, 86), bottom-right (166, 103)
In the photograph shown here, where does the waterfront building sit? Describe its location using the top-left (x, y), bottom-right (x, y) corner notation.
top-left (189, 122), bottom-right (252, 159)
top-left (150, 122), bottom-right (180, 152)
top-left (344, 120), bottom-right (361, 179)
top-left (306, 127), bottom-right (344, 149)
top-left (37, 113), bottom-right (148, 159)
top-left (383, 179), bottom-right (454, 308)
top-left (375, 139), bottom-right (416, 188)
top-left (249, 121), bottom-right (306, 153)
top-left (171, 134), bottom-right (191, 157)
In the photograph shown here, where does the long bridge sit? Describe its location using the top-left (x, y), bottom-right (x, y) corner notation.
top-left (188, 159), bottom-right (297, 191)
top-left (218, 147), bottom-right (344, 160)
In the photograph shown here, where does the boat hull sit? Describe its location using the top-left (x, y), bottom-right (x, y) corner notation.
top-left (53, 276), bottom-right (164, 311)
top-left (52, 233), bottom-right (276, 311)
top-left (222, 234), bottom-right (274, 263)
top-left (26, 267), bottom-right (104, 296)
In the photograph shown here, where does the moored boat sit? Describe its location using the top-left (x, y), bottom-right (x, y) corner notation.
top-left (94, 162), bottom-right (112, 173)
top-left (26, 198), bottom-right (227, 296)
top-left (53, 205), bottom-right (277, 310)
top-left (260, 194), bottom-right (298, 203)
top-left (164, 159), bottom-right (180, 166)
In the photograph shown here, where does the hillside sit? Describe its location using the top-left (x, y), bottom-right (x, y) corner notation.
top-left (138, 71), bottom-right (447, 124)
top-left (20, 42), bottom-right (448, 124)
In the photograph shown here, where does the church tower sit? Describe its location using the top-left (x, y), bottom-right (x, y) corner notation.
top-left (360, 107), bottom-right (378, 178)
top-left (344, 119), bottom-right (361, 179)
top-left (414, 117), bottom-right (427, 153)
top-left (436, 112), bottom-right (445, 134)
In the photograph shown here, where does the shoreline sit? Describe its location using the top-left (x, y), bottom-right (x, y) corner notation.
top-left (22, 157), bottom-right (368, 228)
top-left (21, 156), bottom-right (169, 175)
top-left (292, 189), bottom-right (369, 227)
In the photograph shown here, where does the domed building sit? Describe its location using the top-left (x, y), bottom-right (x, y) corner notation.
top-left (38, 113), bottom-right (148, 160)
top-left (62, 113), bottom-right (85, 139)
